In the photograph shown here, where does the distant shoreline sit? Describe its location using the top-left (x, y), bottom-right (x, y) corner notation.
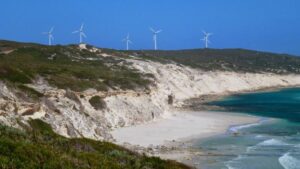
top-left (181, 85), bottom-right (300, 112)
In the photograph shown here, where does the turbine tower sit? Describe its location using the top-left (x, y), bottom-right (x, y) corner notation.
top-left (72, 23), bottom-right (87, 44)
top-left (122, 34), bottom-right (132, 50)
top-left (201, 31), bottom-right (213, 48)
top-left (150, 27), bottom-right (162, 50)
top-left (43, 27), bottom-right (54, 46)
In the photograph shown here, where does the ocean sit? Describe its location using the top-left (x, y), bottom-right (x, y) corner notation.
top-left (191, 88), bottom-right (300, 169)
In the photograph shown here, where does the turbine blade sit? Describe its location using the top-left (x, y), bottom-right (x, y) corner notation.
top-left (82, 32), bottom-right (87, 38)
top-left (156, 30), bottom-right (162, 33)
top-left (80, 23), bottom-right (84, 31)
top-left (150, 27), bottom-right (155, 32)
top-left (72, 30), bottom-right (79, 34)
top-left (50, 27), bottom-right (54, 33)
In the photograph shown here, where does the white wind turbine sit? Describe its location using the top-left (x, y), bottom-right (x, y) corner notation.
top-left (201, 31), bottom-right (213, 48)
top-left (150, 27), bottom-right (162, 50)
top-left (43, 27), bottom-right (54, 46)
top-left (72, 23), bottom-right (87, 44)
top-left (122, 34), bottom-right (132, 50)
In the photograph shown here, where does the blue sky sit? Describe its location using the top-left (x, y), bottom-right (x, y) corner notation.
top-left (1, 0), bottom-right (300, 55)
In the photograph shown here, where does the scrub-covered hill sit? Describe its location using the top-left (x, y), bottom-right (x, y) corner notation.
top-left (132, 48), bottom-right (300, 74)
top-left (1, 40), bottom-right (300, 168)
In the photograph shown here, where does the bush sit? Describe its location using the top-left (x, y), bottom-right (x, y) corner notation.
top-left (0, 120), bottom-right (191, 169)
top-left (0, 41), bottom-right (152, 92)
top-left (89, 96), bottom-right (106, 110)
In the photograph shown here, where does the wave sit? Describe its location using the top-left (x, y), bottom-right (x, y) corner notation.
top-left (246, 145), bottom-right (256, 153)
top-left (258, 138), bottom-right (290, 146)
top-left (246, 138), bottom-right (290, 152)
top-left (228, 118), bottom-right (269, 133)
top-left (255, 134), bottom-right (267, 139)
top-left (225, 164), bottom-right (237, 169)
top-left (225, 155), bottom-right (244, 169)
top-left (279, 153), bottom-right (300, 169)
top-left (295, 144), bottom-right (300, 148)
top-left (229, 123), bottom-right (260, 133)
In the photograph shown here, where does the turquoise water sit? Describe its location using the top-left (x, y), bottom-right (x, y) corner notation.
top-left (193, 88), bottom-right (300, 169)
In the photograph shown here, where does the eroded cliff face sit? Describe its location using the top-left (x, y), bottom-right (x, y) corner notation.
top-left (0, 80), bottom-right (167, 141)
top-left (1, 56), bottom-right (300, 141)
top-left (128, 58), bottom-right (300, 103)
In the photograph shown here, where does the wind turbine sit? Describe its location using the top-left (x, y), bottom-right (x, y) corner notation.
top-left (122, 34), bottom-right (132, 50)
top-left (43, 27), bottom-right (54, 46)
top-left (72, 23), bottom-right (87, 44)
top-left (201, 31), bottom-right (213, 48)
top-left (150, 27), bottom-right (162, 50)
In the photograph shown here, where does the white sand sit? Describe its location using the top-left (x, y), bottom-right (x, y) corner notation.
top-left (112, 111), bottom-right (259, 147)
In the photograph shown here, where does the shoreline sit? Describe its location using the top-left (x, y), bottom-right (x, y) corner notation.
top-left (111, 85), bottom-right (299, 168)
top-left (111, 111), bottom-right (261, 167)
top-left (182, 85), bottom-right (300, 111)
top-left (112, 111), bottom-right (260, 147)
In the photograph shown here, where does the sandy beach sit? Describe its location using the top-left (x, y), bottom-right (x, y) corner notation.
top-left (112, 111), bottom-right (259, 147)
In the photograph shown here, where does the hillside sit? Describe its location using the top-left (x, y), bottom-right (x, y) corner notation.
top-left (2, 41), bottom-right (300, 90)
top-left (0, 119), bottom-right (188, 169)
top-left (131, 49), bottom-right (300, 74)
top-left (0, 40), bottom-right (152, 92)
top-left (0, 40), bottom-right (191, 169)
top-left (1, 40), bottom-right (300, 168)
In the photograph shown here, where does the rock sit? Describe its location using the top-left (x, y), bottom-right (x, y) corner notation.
top-left (66, 124), bottom-right (78, 137)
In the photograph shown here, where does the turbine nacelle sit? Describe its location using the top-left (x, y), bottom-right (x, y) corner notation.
top-left (202, 31), bottom-right (213, 36)
top-left (150, 28), bottom-right (162, 34)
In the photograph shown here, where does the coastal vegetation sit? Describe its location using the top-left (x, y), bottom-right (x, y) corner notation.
top-left (0, 119), bottom-right (190, 169)
top-left (1, 40), bottom-right (300, 94)
top-left (1, 40), bottom-right (300, 169)
top-left (133, 49), bottom-right (300, 74)
top-left (0, 40), bottom-right (151, 92)
top-left (89, 96), bottom-right (107, 110)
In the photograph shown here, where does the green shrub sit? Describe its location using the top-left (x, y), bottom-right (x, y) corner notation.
top-left (89, 96), bottom-right (106, 110)
top-left (0, 120), bottom-right (191, 169)
top-left (0, 41), bottom-right (152, 92)
top-left (17, 84), bottom-right (43, 100)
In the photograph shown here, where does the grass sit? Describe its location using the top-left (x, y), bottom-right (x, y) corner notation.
top-left (0, 40), bottom-right (152, 92)
top-left (0, 119), bottom-right (191, 169)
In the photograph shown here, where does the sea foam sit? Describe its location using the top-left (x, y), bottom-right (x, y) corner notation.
top-left (229, 118), bottom-right (269, 133)
top-left (258, 139), bottom-right (290, 146)
top-left (279, 153), bottom-right (300, 169)
top-left (229, 122), bottom-right (260, 133)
